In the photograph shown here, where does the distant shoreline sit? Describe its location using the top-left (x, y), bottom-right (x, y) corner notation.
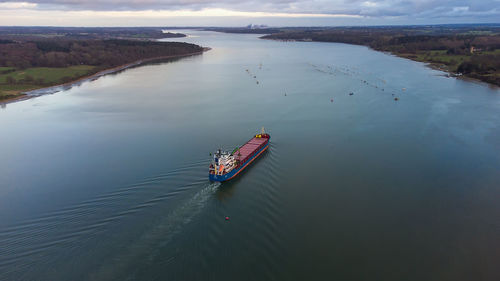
top-left (1, 48), bottom-right (210, 105)
top-left (260, 25), bottom-right (500, 88)
top-left (262, 37), bottom-right (500, 88)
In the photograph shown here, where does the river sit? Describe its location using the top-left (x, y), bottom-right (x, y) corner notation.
top-left (1, 30), bottom-right (499, 280)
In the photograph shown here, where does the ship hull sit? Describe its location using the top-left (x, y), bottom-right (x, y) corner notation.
top-left (209, 140), bottom-right (269, 182)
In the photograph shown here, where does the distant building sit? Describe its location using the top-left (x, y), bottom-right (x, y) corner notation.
top-left (470, 46), bottom-right (482, 54)
top-left (246, 24), bottom-right (268, 29)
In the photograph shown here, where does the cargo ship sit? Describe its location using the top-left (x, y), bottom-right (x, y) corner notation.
top-left (209, 129), bottom-right (270, 182)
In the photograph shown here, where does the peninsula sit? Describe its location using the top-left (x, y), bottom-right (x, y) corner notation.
top-left (0, 27), bottom-right (202, 102)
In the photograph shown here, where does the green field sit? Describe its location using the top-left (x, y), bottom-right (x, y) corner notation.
top-left (398, 50), bottom-right (469, 71)
top-left (483, 49), bottom-right (500, 55)
top-left (415, 50), bottom-right (469, 71)
top-left (0, 67), bottom-right (15, 74)
top-left (0, 65), bottom-right (95, 84)
top-left (403, 49), bottom-right (500, 74)
top-left (0, 65), bottom-right (96, 100)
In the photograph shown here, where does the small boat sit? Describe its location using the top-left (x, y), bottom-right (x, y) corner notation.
top-left (209, 128), bottom-right (270, 182)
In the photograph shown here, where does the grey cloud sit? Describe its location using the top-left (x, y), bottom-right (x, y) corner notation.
top-left (2, 0), bottom-right (499, 20)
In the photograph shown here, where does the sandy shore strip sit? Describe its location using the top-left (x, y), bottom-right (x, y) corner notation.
top-left (1, 48), bottom-right (210, 105)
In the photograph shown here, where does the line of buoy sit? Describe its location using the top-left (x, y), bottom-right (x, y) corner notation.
top-left (309, 63), bottom-right (409, 104)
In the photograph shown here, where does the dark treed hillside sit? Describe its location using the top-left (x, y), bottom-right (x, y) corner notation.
top-left (0, 37), bottom-right (205, 101)
top-left (0, 39), bottom-right (203, 69)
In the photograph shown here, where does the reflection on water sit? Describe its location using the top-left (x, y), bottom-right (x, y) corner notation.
top-left (0, 30), bottom-right (499, 280)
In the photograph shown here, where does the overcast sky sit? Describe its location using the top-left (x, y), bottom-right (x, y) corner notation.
top-left (0, 0), bottom-right (499, 26)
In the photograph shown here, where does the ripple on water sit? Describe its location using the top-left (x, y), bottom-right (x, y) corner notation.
top-left (0, 159), bottom-right (211, 280)
top-left (1, 143), bottom-right (286, 281)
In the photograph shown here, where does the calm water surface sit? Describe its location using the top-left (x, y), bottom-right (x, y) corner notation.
top-left (1, 30), bottom-right (499, 280)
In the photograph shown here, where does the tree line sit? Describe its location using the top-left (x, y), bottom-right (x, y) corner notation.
top-left (0, 39), bottom-right (203, 70)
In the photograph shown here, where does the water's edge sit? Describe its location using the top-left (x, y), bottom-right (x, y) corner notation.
top-left (0, 49), bottom-right (210, 105)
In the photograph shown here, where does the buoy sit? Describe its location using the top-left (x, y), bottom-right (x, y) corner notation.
top-left (225, 216), bottom-right (230, 221)
top-left (394, 97), bottom-right (399, 101)
top-left (330, 98), bottom-right (334, 103)
top-left (349, 92), bottom-right (353, 96)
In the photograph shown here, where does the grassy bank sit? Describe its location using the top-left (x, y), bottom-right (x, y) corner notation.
top-left (0, 49), bottom-right (208, 103)
top-left (0, 65), bottom-right (96, 101)
top-left (398, 49), bottom-right (500, 84)
top-left (0, 35), bottom-right (205, 102)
